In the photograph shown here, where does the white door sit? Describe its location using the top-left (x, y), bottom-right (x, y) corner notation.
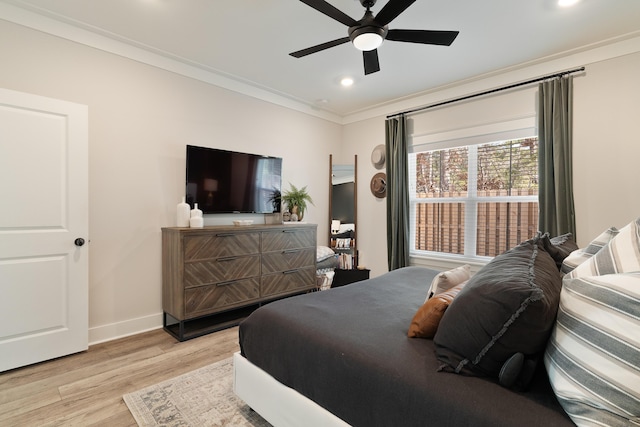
top-left (0, 88), bottom-right (88, 372)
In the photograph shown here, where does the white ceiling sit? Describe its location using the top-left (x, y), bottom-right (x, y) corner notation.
top-left (4, 0), bottom-right (640, 119)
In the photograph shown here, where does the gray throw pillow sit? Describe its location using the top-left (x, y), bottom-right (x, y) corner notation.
top-left (560, 226), bottom-right (619, 274)
top-left (545, 233), bottom-right (579, 270)
top-left (434, 234), bottom-right (562, 379)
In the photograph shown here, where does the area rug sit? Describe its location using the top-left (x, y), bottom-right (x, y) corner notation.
top-left (123, 357), bottom-right (271, 427)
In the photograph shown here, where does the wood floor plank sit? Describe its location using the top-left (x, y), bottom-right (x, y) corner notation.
top-left (0, 326), bottom-right (240, 426)
top-left (86, 401), bottom-right (137, 427)
top-left (58, 339), bottom-right (237, 400)
top-left (0, 328), bottom-right (191, 390)
top-left (0, 346), bottom-right (163, 406)
top-left (36, 395), bottom-right (135, 427)
top-left (0, 387), bottom-right (61, 420)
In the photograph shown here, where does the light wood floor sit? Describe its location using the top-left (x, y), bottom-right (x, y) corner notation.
top-left (0, 326), bottom-right (240, 426)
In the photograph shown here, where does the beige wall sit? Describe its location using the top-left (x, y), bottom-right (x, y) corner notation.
top-left (2, 17), bottom-right (639, 343)
top-left (0, 20), bottom-right (341, 343)
top-left (343, 50), bottom-right (640, 277)
top-left (572, 52), bottom-right (640, 238)
top-left (340, 118), bottom-right (388, 275)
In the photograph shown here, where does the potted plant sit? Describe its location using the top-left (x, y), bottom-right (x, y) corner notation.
top-left (267, 188), bottom-right (281, 213)
top-left (282, 183), bottom-right (314, 221)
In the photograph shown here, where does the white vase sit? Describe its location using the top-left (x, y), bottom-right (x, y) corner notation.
top-left (191, 203), bottom-right (203, 218)
top-left (189, 216), bottom-right (204, 228)
top-left (177, 197), bottom-right (190, 227)
top-left (189, 203), bottom-right (203, 228)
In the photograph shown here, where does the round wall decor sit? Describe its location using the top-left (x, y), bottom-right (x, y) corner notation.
top-left (371, 144), bottom-right (385, 169)
top-left (370, 172), bottom-right (387, 198)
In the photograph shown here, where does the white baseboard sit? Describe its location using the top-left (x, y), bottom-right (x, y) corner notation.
top-left (89, 312), bottom-right (164, 346)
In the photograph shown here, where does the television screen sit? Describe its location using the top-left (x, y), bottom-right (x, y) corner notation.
top-left (186, 145), bottom-right (282, 214)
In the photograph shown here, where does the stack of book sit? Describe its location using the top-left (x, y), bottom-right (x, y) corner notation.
top-left (338, 253), bottom-right (353, 269)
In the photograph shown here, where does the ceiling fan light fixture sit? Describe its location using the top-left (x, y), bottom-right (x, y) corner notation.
top-left (350, 25), bottom-right (387, 51)
top-left (353, 32), bottom-right (384, 51)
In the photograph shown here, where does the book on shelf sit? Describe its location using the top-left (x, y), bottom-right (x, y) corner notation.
top-left (338, 253), bottom-right (353, 269)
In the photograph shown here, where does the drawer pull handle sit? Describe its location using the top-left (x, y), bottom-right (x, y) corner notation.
top-left (216, 281), bottom-right (236, 287)
top-left (217, 256), bottom-right (238, 262)
top-left (216, 233), bottom-right (235, 237)
top-left (282, 230), bottom-right (295, 233)
top-left (283, 269), bottom-right (298, 275)
top-left (282, 249), bottom-right (299, 254)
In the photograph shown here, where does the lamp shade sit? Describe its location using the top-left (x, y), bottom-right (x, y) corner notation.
top-left (204, 178), bottom-right (218, 192)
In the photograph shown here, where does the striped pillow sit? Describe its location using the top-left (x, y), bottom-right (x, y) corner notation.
top-left (544, 273), bottom-right (640, 426)
top-left (560, 226), bottom-right (619, 275)
top-left (566, 218), bottom-right (639, 278)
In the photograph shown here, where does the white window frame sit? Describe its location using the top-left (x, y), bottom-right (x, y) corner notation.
top-left (409, 116), bottom-right (537, 263)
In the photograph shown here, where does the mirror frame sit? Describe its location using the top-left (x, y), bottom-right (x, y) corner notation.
top-left (328, 154), bottom-right (357, 264)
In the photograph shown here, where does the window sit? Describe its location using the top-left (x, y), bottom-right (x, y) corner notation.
top-left (409, 137), bottom-right (539, 259)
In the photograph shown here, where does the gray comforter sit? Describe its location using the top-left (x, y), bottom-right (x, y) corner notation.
top-left (239, 266), bottom-right (572, 427)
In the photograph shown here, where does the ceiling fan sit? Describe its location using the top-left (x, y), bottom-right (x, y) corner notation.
top-left (290, 0), bottom-right (460, 75)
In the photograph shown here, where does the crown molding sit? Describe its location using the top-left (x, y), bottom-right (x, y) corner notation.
top-left (2, 2), bottom-right (639, 126)
top-left (0, 2), bottom-right (345, 124)
top-left (342, 32), bottom-right (640, 124)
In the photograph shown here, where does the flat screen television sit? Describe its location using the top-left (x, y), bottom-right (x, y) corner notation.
top-left (185, 145), bottom-right (282, 214)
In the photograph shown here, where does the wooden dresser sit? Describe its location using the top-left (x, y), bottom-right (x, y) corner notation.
top-left (162, 224), bottom-right (317, 340)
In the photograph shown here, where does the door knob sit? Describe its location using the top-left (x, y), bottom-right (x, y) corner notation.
top-left (74, 238), bottom-right (85, 247)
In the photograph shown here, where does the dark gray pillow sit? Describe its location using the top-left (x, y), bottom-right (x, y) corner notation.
top-left (546, 233), bottom-right (579, 270)
top-left (434, 235), bottom-right (562, 379)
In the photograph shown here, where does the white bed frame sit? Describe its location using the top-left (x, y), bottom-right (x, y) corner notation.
top-left (233, 352), bottom-right (351, 427)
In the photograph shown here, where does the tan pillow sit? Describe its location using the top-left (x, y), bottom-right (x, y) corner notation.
top-left (425, 264), bottom-right (471, 302)
top-left (408, 281), bottom-right (467, 338)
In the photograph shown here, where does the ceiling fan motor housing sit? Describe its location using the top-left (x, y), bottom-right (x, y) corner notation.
top-left (348, 10), bottom-right (388, 50)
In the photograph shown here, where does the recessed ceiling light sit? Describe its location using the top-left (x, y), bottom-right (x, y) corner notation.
top-left (558, 0), bottom-right (580, 7)
top-left (341, 77), bottom-right (354, 87)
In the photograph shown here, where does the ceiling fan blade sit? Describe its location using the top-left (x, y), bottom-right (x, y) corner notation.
top-left (299, 0), bottom-right (357, 27)
top-left (374, 0), bottom-right (417, 26)
top-left (363, 49), bottom-right (380, 75)
top-left (290, 37), bottom-right (351, 58)
top-left (386, 29), bottom-right (459, 46)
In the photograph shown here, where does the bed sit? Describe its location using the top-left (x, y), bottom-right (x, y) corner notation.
top-left (234, 266), bottom-right (573, 427)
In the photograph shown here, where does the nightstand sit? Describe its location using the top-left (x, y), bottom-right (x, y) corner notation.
top-left (331, 268), bottom-right (370, 288)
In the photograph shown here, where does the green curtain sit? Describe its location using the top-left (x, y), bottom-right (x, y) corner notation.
top-left (385, 115), bottom-right (410, 270)
top-left (538, 76), bottom-right (576, 238)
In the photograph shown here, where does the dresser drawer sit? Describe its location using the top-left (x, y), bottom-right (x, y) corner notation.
top-left (184, 255), bottom-right (260, 288)
top-left (184, 232), bottom-right (260, 261)
top-left (184, 277), bottom-right (260, 318)
top-left (262, 228), bottom-right (315, 252)
top-left (262, 248), bottom-right (315, 274)
top-left (261, 266), bottom-right (316, 298)
top-left (162, 224), bottom-right (317, 340)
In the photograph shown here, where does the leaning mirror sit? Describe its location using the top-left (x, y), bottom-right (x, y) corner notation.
top-left (328, 155), bottom-right (357, 269)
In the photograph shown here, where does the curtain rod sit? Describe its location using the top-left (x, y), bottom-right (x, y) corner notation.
top-left (386, 66), bottom-right (585, 119)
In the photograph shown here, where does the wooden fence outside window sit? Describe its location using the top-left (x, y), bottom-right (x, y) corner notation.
top-left (413, 189), bottom-right (538, 257)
